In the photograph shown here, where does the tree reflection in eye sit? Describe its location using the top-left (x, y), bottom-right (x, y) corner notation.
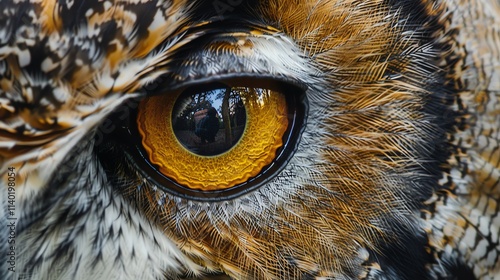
top-left (172, 87), bottom-right (248, 156)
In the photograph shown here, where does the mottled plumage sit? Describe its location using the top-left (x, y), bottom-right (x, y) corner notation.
top-left (0, 0), bottom-right (499, 279)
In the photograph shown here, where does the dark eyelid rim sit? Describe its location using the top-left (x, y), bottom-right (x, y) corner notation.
top-left (124, 77), bottom-right (309, 201)
top-left (140, 73), bottom-right (308, 97)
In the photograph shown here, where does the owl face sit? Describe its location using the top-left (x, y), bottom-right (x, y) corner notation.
top-left (1, 0), bottom-right (499, 279)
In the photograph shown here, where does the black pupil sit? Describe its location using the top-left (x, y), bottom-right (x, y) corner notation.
top-left (172, 87), bottom-right (247, 156)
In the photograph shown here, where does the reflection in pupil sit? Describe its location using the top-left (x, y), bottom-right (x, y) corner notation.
top-left (172, 87), bottom-right (247, 156)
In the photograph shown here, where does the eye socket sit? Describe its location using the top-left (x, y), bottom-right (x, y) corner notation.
top-left (128, 79), bottom-right (307, 201)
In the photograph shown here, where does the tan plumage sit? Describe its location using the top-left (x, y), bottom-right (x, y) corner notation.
top-left (0, 0), bottom-right (499, 279)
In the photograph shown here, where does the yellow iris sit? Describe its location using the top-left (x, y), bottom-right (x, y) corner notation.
top-left (137, 87), bottom-right (289, 191)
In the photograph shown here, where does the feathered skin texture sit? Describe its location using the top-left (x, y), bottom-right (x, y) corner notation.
top-left (0, 0), bottom-right (499, 279)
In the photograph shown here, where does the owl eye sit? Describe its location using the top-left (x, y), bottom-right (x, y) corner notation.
top-left (127, 79), bottom-right (307, 201)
